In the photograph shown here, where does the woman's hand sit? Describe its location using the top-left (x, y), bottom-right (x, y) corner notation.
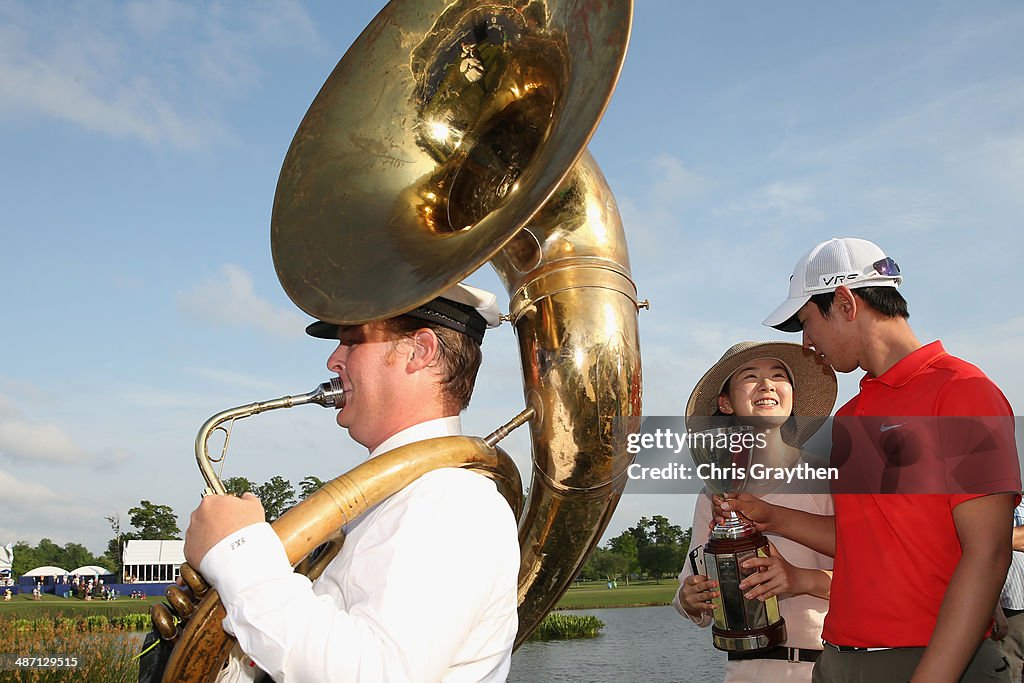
top-left (679, 573), bottom-right (719, 618)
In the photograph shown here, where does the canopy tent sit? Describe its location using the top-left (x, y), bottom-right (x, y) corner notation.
top-left (122, 540), bottom-right (184, 583)
top-left (22, 566), bottom-right (69, 577)
top-left (0, 544), bottom-right (12, 572)
top-left (69, 565), bottom-right (112, 576)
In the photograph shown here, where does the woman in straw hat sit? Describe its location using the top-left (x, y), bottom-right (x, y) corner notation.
top-left (672, 341), bottom-right (838, 682)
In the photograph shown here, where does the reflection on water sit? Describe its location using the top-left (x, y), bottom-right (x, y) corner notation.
top-left (510, 606), bottom-right (726, 682)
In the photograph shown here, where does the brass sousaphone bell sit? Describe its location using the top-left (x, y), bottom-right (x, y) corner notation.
top-left (160, 1), bottom-right (642, 679)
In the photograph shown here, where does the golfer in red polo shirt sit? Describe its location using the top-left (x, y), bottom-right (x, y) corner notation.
top-left (717, 237), bottom-right (1020, 683)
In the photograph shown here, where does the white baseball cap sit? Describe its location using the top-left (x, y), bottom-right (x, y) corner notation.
top-left (763, 238), bottom-right (902, 332)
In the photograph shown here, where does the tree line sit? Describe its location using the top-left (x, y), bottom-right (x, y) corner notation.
top-left (10, 478), bottom-right (690, 586)
top-left (9, 474), bottom-right (328, 578)
top-left (10, 500), bottom-right (178, 578)
top-left (579, 515), bottom-right (692, 584)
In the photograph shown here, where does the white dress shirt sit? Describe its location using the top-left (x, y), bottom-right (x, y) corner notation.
top-left (201, 417), bottom-right (521, 683)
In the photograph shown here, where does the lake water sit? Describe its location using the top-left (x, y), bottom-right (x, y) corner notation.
top-left (510, 606), bottom-right (726, 682)
top-left (124, 605), bottom-right (725, 681)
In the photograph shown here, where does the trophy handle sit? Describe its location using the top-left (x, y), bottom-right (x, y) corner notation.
top-left (688, 545), bottom-right (705, 576)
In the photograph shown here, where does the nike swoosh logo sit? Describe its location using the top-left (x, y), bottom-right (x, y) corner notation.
top-left (879, 422), bottom-right (907, 432)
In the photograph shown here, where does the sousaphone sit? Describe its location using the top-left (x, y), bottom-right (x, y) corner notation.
top-left (159, 0), bottom-right (642, 678)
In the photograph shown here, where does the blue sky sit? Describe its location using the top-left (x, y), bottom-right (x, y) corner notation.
top-left (1, 0), bottom-right (1022, 557)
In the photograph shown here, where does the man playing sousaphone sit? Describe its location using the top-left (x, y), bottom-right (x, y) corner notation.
top-left (183, 282), bottom-right (520, 682)
top-left (675, 341), bottom-right (837, 682)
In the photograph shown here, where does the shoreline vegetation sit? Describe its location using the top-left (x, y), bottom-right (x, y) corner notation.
top-left (0, 611), bottom-right (608, 682)
top-left (0, 580), bottom-right (676, 677)
top-left (0, 613), bottom-right (141, 682)
top-left (530, 613), bottom-right (604, 641)
top-left (0, 580), bottom-right (679, 620)
top-left (0, 610), bottom-right (609, 680)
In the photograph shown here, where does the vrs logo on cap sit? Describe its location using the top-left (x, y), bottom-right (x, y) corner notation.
top-left (763, 237), bottom-right (902, 333)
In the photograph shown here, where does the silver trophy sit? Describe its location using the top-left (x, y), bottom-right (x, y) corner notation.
top-left (689, 425), bottom-right (786, 652)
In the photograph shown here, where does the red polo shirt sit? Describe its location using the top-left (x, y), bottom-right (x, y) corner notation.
top-left (823, 341), bottom-right (1020, 647)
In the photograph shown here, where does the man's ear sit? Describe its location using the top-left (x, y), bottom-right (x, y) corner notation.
top-left (406, 328), bottom-right (439, 371)
top-left (717, 394), bottom-right (735, 415)
top-left (833, 285), bottom-right (858, 322)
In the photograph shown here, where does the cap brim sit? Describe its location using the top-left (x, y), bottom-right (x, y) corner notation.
top-left (762, 296), bottom-right (809, 332)
top-left (305, 320), bottom-right (339, 339)
top-left (305, 281), bottom-right (501, 341)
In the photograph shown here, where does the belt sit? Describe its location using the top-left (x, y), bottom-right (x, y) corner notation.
top-left (823, 640), bottom-right (892, 653)
top-left (727, 646), bottom-right (822, 663)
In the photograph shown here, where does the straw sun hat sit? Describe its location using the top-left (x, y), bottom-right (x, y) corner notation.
top-left (685, 341), bottom-right (838, 448)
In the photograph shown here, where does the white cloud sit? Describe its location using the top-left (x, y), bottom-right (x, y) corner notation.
top-left (616, 154), bottom-right (709, 280)
top-left (973, 131), bottom-right (1024, 206)
top-left (0, 0), bottom-right (323, 148)
top-left (177, 264), bottom-right (307, 338)
top-left (0, 389), bottom-right (138, 468)
top-left (0, 419), bottom-right (86, 465)
top-left (860, 187), bottom-right (946, 234)
top-left (187, 0), bottom-right (324, 94)
top-left (715, 181), bottom-right (825, 224)
top-left (0, 470), bottom-right (63, 506)
top-left (645, 154), bottom-right (710, 207)
top-left (0, 394), bottom-right (17, 418)
top-left (618, 154), bottom-right (709, 229)
top-left (944, 316), bottom-right (1024, 412)
top-left (0, 61), bottom-right (214, 147)
top-left (699, 12), bottom-right (1024, 247)
top-left (94, 447), bottom-right (134, 467)
top-left (124, 0), bottom-right (198, 37)
top-left (0, 471), bottom-right (115, 552)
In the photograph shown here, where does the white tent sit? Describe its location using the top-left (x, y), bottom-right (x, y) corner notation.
top-left (22, 566), bottom-right (69, 577)
top-left (122, 540), bottom-right (185, 583)
top-left (69, 565), bottom-right (112, 576)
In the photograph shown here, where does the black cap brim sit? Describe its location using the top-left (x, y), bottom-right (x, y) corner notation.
top-left (304, 296), bottom-right (487, 345)
top-left (305, 320), bottom-right (340, 339)
top-left (771, 313), bottom-right (804, 333)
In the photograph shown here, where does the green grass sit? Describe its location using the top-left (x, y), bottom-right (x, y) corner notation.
top-left (0, 594), bottom-right (164, 620)
top-left (554, 580), bottom-right (679, 609)
top-left (0, 580), bottom-right (679, 640)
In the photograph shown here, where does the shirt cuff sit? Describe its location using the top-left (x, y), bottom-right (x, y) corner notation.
top-left (198, 522), bottom-right (293, 605)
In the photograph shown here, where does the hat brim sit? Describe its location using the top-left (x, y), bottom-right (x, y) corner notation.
top-left (762, 296), bottom-right (809, 332)
top-left (305, 320), bottom-right (340, 339)
top-left (304, 291), bottom-right (492, 345)
top-left (685, 341), bottom-right (837, 448)
top-left (763, 277), bottom-right (903, 332)
top-left (305, 282), bottom-right (501, 342)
